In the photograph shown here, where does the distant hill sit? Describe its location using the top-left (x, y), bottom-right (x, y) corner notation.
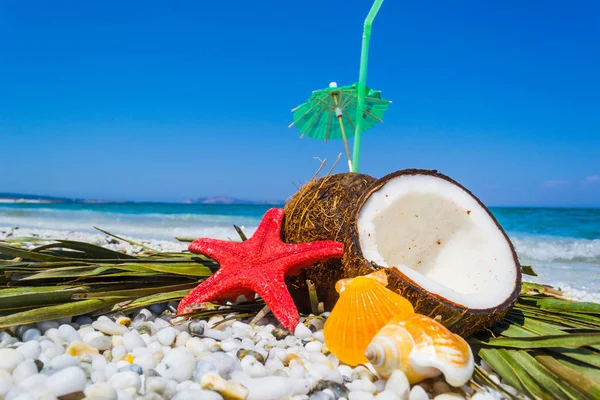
top-left (185, 196), bottom-right (284, 205)
top-left (0, 193), bottom-right (77, 203)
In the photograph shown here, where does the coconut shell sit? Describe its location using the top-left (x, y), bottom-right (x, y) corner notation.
top-left (282, 172), bottom-right (376, 311)
top-left (343, 169), bottom-right (522, 337)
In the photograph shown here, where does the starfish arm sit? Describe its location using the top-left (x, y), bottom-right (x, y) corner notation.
top-left (188, 238), bottom-right (240, 261)
top-left (177, 270), bottom-right (239, 314)
top-left (250, 208), bottom-right (285, 244)
top-left (276, 240), bottom-right (344, 273)
top-left (249, 272), bottom-right (300, 332)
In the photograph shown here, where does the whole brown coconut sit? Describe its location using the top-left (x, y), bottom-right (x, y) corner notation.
top-left (282, 172), bottom-right (376, 311)
top-left (344, 169), bottom-right (522, 337)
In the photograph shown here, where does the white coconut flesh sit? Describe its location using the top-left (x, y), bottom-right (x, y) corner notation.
top-left (357, 174), bottom-right (518, 310)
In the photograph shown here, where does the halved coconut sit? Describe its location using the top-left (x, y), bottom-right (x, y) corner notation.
top-left (345, 169), bottom-right (521, 336)
top-left (283, 172), bottom-right (376, 311)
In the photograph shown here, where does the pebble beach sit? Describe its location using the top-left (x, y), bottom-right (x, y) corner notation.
top-left (0, 226), bottom-right (598, 400)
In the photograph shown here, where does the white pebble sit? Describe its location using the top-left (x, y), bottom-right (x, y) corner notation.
top-left (265, 359), bottom-right (284, 374)
top-left (0, 349), bottom-right (25, 372)
top-left (58, 324), bottom-right (81, 342)
top-left (305, 341), bottom-right (323, 353)
top-left (385, 370), bottom-right (410, 400)
top-left (240, 355), bottom-right (267, 378)
top-left (294, 324), bottom-right (312, 340)
top-left (470, 393), bottom-right (497, 400)
top-left (156, 347), bottom-right (195, 382)
top-left (233, 375), bottom-right (309, 400)
top-left (112, 345), bottom-right (127, 361)
top-left (92, 319), bottom-right (129, 335)
top-left (203, 328), bottom-right (229, 341)
top-left (85, 382), bottom-right (118, 399)
top-left (173, 388), bottom-right (223, 400)
top-left (12, 359), bottom-right (37, 386)
top-left (134, 354), bottom-right (156, 371)
top-left (50, 354), bottom-right (77, 370)
top-left (109, 371), bottom-right (142, 391)
top-left (17, 373), bottom-right (47, 390)
top-left (0, 370), bottom-right (12, 398)
top-left (349, 392), bottom-right (375, 400)
top-left (348, 379), bottom-right (377, 393)
top-left (434, 394), bottom-right (464, 400)
top-left (220, 339), bottom-right (240, 352)
top-left (409, 385), bottom-right (429, 400)
top-left (325, 368), bottom-right (343, 384)
top-left (16, 341), bottom-right (41, 360)
top-left (157, 327), bottom-right (177, 346)
top-left (176, 331), bottom-right (190, 347)
top-left (123, 331), bottom-right (146, 351)
top-left (185, 338), bottom-right (208, 357)
top-left (376, 391), bottom-right (401, 400)
top-left (313, 330), bottom-right (325, 342)
top-left (45, 366), bottom-right (87, 397)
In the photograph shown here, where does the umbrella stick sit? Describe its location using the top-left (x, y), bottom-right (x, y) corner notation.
top-left (337, 117), bottom-right (353, 172)
top-left (352, 0), bottom-right (384, 172)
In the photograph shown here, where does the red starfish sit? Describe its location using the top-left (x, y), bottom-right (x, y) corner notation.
top-left (177, 208), bottom-right (344, 331)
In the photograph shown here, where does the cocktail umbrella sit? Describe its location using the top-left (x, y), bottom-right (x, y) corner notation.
top-left (289, 82), bottom-right (391, 171)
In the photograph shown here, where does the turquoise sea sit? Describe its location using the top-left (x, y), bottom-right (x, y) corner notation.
top-left (1, 203), bottom-right (599, 293)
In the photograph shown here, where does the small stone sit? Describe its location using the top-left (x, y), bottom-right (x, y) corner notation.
top-left (22, 328), bottom-right (41, 342)
top-left (305, 341), bottom-right (323, 353)
top-left (74, 316), bottom-right (93, 326)
top-left (58, 324), bottom-right (81, 342)
top-left (433, 394), bottom-right (464, 400)
top-left (203, 352), bottom-right (240, 379)
top-left (376, 391), bottom-right (401, 400)
top-left (203, 328), bottom-right (229, 341)
top-left (186, 338), bottom-right (208, 356)
top-left (85, 382), bottom-right (118, 400)
top-left (119, 364), bottom-right (143, 375)
top-left (16, 341), bottom-right (42, 360)
top-left (66, 340), bottom-right (100, 356)
top-left (294, 324), bottom-right (312, 340)
top-left (349, 392), bottom-right (375, 400)
top-left (116, 316), bottom-right (132, 327)
top-left (200, 372), bottom-right (248, 400)
top-left (176, 331), bottom-right (190, 347)
top-left (49, 354), bottom-right (77, 370)
top-left (0, 348), bottom-right (25, 372)
top-left (310, 380), bottom-right (349, 399)
top-left (271, 328), bottom-right (289, 340)
top-left (135, 354), bottom-right (156, 372)
top-left (384, 371), bottom-right (410, 400)
top-left (374, 380), bottom-right (386, 393)
top-left (408, 385), bottom-right (428, 400)
top-left (155, 348), bottom-right (195, 382)
top-left (192, 360), bottom-right (217, 383)
top-left (347, 379), bottom-right (377, 393)
top-left (123, 331), bottom-right (146, 351)
top-left (11, 360), bottom-right (37, 385)
top-left (188, 322), bottom-right (204, 337)
top-left (157, 327), bottom-right (177, 346)
top-left (174, 388), bottom-right (224, 400)
top-left (36, 320), bottom-right (60, 333)
top-left (240, 355), bottom-right (268, 378)
top-left (0, 370), bottom-right (12, 398)
top-left (236, 349), bottom-right (265, 364)
top-left (470, 393), bottom-right (497, 400)
top-left (45, 366), bottom-right (86, 397)
top-left (110, 371), bottom-right (142, 391)
top-left (352, 366), bottom-right (378, 383)
top-left (92, 319), bottom-right (129, 335)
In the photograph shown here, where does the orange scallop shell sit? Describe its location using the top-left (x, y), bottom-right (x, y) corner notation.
top-left (323, 270), bottom-right (414, 366)
top-left (365, 313), bottom-right (474, 386)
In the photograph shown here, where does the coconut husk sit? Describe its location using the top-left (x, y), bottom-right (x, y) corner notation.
top-left (343, 169), bottom-right (522, 337)
top-left (282, 172), bottom-right (376, 311)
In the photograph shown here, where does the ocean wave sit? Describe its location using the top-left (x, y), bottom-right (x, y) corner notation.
top-left (511, 235), bottom-right (600, 264)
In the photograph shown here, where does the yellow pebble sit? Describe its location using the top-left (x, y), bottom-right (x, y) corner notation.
top-left (66, 341), bottom-right (99, 357)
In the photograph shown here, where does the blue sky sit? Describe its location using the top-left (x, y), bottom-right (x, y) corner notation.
top-left (1, 0), bottom-right (598, 206)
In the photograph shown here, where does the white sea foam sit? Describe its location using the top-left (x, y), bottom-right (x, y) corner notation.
top-left (511, 235), bottom-right (600, 264)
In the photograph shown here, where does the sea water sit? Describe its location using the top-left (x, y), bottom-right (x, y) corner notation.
top-left (1, 203), bottom-right (598, 293)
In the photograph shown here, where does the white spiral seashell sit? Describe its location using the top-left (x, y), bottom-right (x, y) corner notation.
top-left (365, 314), bottom-right (474, 386)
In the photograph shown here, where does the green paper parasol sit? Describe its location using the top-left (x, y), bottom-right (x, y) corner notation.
top-left (289, 82), bottom-right (391, 171)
